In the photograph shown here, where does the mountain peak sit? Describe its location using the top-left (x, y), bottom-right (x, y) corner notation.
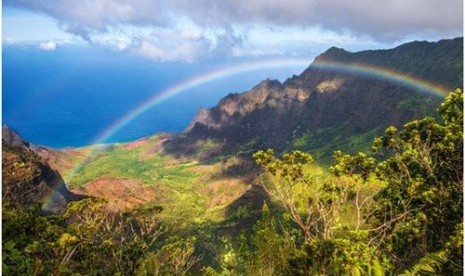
top-left (314, 46), bottom-right (351, 62)
top-left (255, 78), bottom-right (282, 88)
top-left (326, 46), bottom-right (348, 53)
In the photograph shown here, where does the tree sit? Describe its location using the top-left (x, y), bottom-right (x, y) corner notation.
top-left (63, 198), bottom-right (164, 274)
top-left (237, 203), bottom-right (295, 275)
top-left (333, 89), bottom-right (463, 274)
top-left (136, 236), bottom-right (200, 276)
top-left (253, 150), bottom-right (355, 240)
top-left (371, 89), bottom-right (462, 273)
top-left (253, 150), bottom-right (388, 274)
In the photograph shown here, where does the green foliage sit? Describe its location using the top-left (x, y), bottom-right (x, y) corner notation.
top-left (291, 123), bottom-right (382, 164)
top-left (3, 198), bottom-right (173, 275)
top-left (63, 198), bottom-right (165, 274)
top-left (397, 96), bottom-right (435, 117)
top-left (288, 231), bottom-right (390, 275)
top-left (254, 149), bottom-right (360, 240)
top-left (2, 240), bottom-right (35, 275)
top-left (330, 89), bottom-right (463, 273)
top-left (136, 237), bottom-right (200, 275)
top-left (2, 201), bottom-right (68, 275)
top-left (236, 203), bottom-right (295, 275)
top-left (367, 90), bottom-right (463, 272)
top-left (254, 149), bottom-right (313, 181)
top-left (253, 149), bottom-right (389, 275)
top-left (400, 250), bottom-right (448, 276)
top-left (250, 89), bottom-right (463, 275)
top-left (331, 151), bottom-right (376, 180)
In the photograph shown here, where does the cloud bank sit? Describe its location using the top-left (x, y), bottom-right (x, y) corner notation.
top-left (39, 40), bottom-right (58, 51)
top-left (6, 0), bottom-right (463, 61)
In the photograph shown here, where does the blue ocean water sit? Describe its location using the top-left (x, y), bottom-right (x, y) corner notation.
top-left (3, 45), bottom-right (308, 148)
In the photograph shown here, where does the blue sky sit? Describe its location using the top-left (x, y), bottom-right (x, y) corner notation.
top-left (3, 8), bottom-right (71, 42)
top-left (4, 0), bottom-right (463, 62)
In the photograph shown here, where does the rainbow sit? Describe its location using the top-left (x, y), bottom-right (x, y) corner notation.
top-left (82, 59), bottom-right (450, 148)
top-left (42, 57), bottom-right (451, 211)
top-left (90, 58), bottom-right (311, 146)
top-left (311, 60), bottom-right (449, 97)
top-left (43, 58), bottom-right (310, 210)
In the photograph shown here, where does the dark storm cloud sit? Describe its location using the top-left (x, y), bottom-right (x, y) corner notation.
top-left (177, 0), bottom-right (462, 40)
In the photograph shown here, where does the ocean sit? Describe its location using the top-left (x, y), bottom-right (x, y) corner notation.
top-left (3, 45), bottom-right (308, 148)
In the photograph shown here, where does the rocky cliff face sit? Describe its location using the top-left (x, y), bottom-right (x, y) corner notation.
top-left (185, 79), bottom-right (300, 132)
top-left (2, 132), bottom-right (83, 214)
top-left (181, 38), bottom-right (463, 161)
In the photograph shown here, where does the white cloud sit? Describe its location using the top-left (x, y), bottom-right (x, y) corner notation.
top-left (136, 25), bottom-right (242, 62)
top-left (39, 40), bottom-right (58, 50)
top-left (3, 37), bottom-right (17, 45)
top-left (5, 0), bottom-right (463, 61)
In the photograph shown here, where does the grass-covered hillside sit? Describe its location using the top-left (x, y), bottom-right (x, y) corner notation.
top-left (58, 134), bottom-right (260, 227)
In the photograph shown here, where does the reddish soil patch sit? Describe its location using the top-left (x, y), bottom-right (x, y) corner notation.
top-left (42, 147), bottom-right (91, 173)
top-left (201, 178), bottom-right (249, 207)
top-left (72, 177), bottom-right (157, 211)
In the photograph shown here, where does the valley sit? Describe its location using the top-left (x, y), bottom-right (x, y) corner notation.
top-left (61, 134), bottom-right (253, 226)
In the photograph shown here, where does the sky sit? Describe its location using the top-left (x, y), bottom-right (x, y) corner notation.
top-left (3, 0), bottom-right (463, 62)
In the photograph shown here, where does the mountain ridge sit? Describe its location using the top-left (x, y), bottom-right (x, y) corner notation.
top-left (178, 37), bottom-right (462, 162)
